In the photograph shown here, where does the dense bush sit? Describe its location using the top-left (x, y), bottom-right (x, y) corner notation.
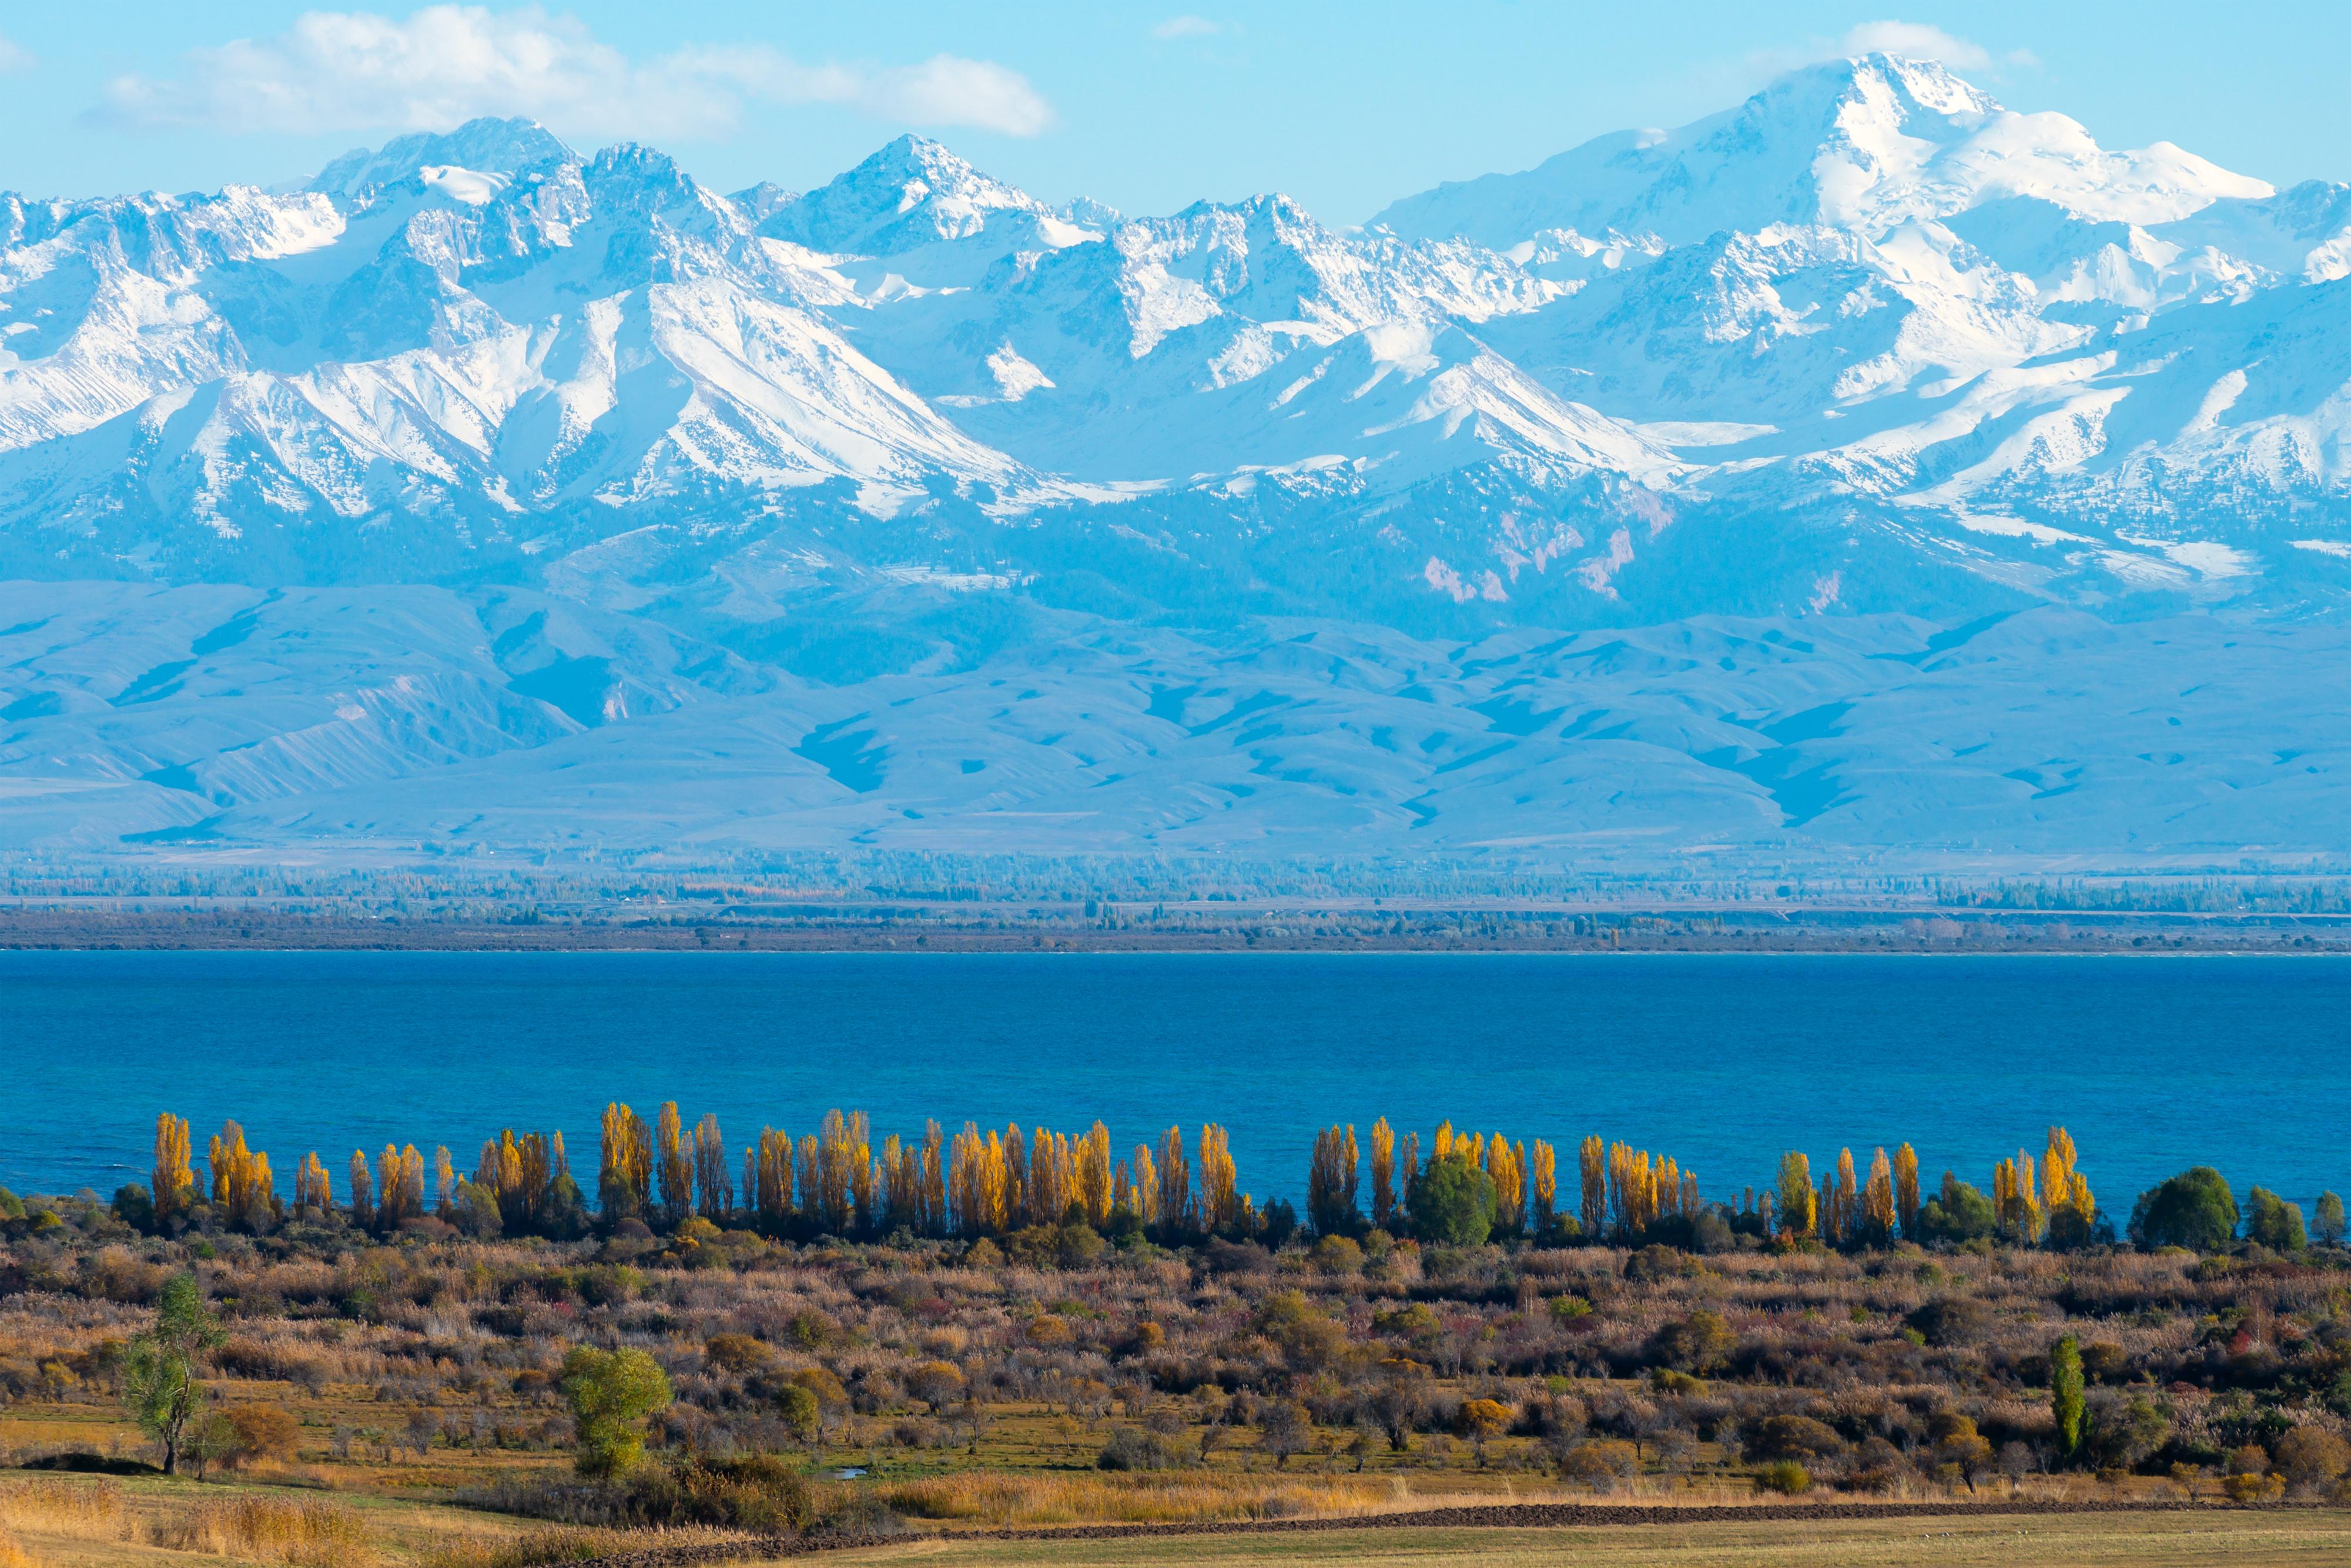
top-left (2131, 1168), bottom-right (2239, 1252)
top-left (1407, 1155), bottom-right (1495, 1247)
top-left (2245, 1188), bottom-right (2308, 1252)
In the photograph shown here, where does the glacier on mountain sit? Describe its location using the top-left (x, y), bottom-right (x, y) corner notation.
top-left (5, 58), bottom-right (2351, 867)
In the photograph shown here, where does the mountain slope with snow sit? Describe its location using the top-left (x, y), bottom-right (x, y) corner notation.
top-left (6, 56), bottom-right (2351, 865)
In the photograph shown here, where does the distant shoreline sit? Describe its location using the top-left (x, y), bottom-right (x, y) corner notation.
top-left (0, 905), bottom-right (2346, 955)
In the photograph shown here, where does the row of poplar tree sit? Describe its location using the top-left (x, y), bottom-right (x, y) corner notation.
top-left (136, 1108), bottom-right (2108, 1252)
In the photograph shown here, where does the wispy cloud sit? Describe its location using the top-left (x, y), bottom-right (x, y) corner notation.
top-left (0, 33), bottom-right (34, 72)
top-left (1692, 19), bottom-right (2037, 108)
top-left (92, 4), bottom-right (1054, 140)
top-left (1838, 21), bottom-right (2033, 72)
top-left (1151, 16), bottom-right (1223, 41)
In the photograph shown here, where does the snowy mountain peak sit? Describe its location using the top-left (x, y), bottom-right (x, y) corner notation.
top-left (1373, 53), bottom-right (2269, 249)
top-left (310, 117), bottom-right (574, 199)
top-left (760, 133), bottom-right (1045, 257)
top-left (1793, 50), bottom-right (2002, 122)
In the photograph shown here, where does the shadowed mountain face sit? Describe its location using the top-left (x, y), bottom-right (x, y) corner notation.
top-left (5, 65), bottom-right (2351, 866)
top-left (5, 581), bottom-right (2347, 870)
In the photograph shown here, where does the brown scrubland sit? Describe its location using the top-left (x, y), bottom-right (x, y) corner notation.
top-left (1, 1112), bottom-right (2348, 1566)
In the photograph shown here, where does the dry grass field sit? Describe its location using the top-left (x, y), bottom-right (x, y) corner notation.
top-left (8, 1471), bottom-right (2351, 1568)
top-left (830, 1509), bottom-right (2351, 1567)
top-left (5, 1172), bottom-right (2350, 1566)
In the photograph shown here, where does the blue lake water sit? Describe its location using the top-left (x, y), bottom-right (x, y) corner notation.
top-left (2, 951), bottom-right (2345, 1219)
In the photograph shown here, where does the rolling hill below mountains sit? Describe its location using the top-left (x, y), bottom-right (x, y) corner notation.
top-left (4, 52), bottom-right (2350, 869)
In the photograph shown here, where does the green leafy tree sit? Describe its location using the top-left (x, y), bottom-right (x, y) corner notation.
top-left (1916, 1172), bottom-right (1998, 1244)
top-left (2245, 1187), bottom-right (2308, 1251)
top-left (774, 1382), bottom-right (822, 1445)
top-left (2316, 1191), bottom-right (2346, 1248)
top-left (2129, 1167), bottom-right (2238, 1252)
top-left (2051, 1334), bottom-right (2085, 1463)
top-left (1408, 1154), bottom-right (1495, 1247)
top-left (560, 1345), bottom-right (674, 1477)
top-left (121, 1273), bottom-right (225, 1474)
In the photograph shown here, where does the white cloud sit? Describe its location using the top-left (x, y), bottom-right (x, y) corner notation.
top-left (1701, 19), bottom-right (2034, 103)
top-left (0, 33), bottom-right (33, 72)
top-left (93, 5), bottom-right (1054, 140)
top-left (812, 54), bottom-right (1054, 138)
top-left (1151, 16), bottom-right (1223, 41)
top-left (1839, 22), bottom-right (1992, 71)
top-left (678, 46), bottom-right (1054, 137)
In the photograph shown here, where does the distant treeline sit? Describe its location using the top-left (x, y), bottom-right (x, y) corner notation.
top-left (36, 1109), bottom-right (2330, 1265)
top-left (3, 852), bottom-right (2093, 913)
top-left (1945, 877), bottom-right (2351, 914)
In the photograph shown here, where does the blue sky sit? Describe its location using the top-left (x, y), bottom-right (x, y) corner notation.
top-left (4, 2), bottom-right (2347, 222)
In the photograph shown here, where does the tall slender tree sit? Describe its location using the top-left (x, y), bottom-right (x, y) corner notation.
top-left (152, 1114), bottom-right (195, 1226)
top-left (921, 1121), bottom-right (947, 1236)
top-left (293, 1152), bottom-right (331, 1214)
top-left (1129, 1143), bottom-right (1158, 1227)
top-left (1775, 1152), bottom-right (1816, 1239)
top-left (1831, 1148), bottom-right (1860, 1246)
top-left (1369, 1118), bottom-right (1398, 1231)
top-left (654, 1103), bottom-right (692, 1228)
top-left (1078, 1121), bottom-right (1114, 1227)
top-left (1862, 1148), bottom-right (1897, 1243)
top-left (599, 1103), bottom-right (652, 1221)
top-left (692, 1114), bottom-right (731, 1221)
top-left (1198, 1124), bottom-right (1238, 1234)
top-left (1307, 1125), bottom-right (1361, 1237)
top-left (1530, 1140), bottom-right (1558, 1234)
top-left (348, 1150), bottom-right (374, 1229)
top-left (1156, 1126), bottom-right (1192, 1234)
top-left (1579, 1135), bottom-right (1606, 1238)
top-left (1894, 1143), bottom-right (1921, 1240)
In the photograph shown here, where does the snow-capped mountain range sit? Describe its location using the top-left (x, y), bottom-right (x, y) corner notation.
top-left (10, 51), bottom-right (2351, 622)
top-left (7, 53), bottom-right (2351, 866)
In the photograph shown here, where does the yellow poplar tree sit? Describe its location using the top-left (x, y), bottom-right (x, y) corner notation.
top-left (1485, 1136), bottom-right (1523, 1235)
top-left (751, 1128), bottom-right (792, 1229)
top-left (1894, 1143), bottom-right (1921, 1240)
top-left (206, 1121), bottom-right (275, 1233)
top-left (1079, 1122), bottom-right (1114, 1227)
top-left (922, 1121), bottom-right (947, 1236)
top-left (693, 1114), bottom-right (731, 1221)
top-left (1156, 1127), bottom-right (1191, 1233)
top-left (1862, 1148), bottom-right (1897, 1242)
top-left (846, 1112), bottom-right (875, 1233)
top-left (655, 1103), bottom-right (692, 1228)
top-left (349, 1150), bottom-right (374, 1228)
top-left (1199, 1125), bottom-right (1238, 1234)
top-left (1130, 1144), bottom-right (1158, 1226)
top-left (152, 1113), bottom-right (195, 1224)
top-left (1994, 1152), bottom-right (2045, 1242)
top-left (294, 1151), bottom-right (331, 1213)
top-left (1579, 1135), bottom-right (1606, 1237)
top-left (599, 1103), bottom-right (652, 1220)
top-left (1369, 1118), bottom-right (1398, 1231)
top-left (1307, 1125), bottom-right (1360, 1236)
top-left (1531, 1140), bottom-right (1558, 1234)
top-left (2041, 1127), bottom-right (2095, 1244)
top-left (1832, 1148), bottom-right (1860, 1246)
